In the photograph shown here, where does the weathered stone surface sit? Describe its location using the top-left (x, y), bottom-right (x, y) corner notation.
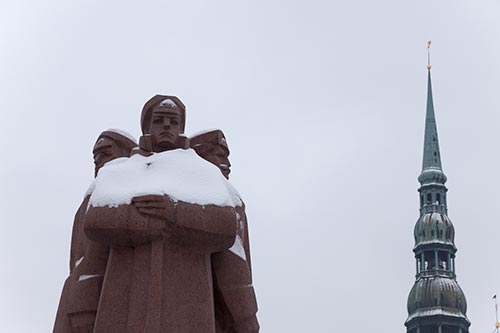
top-left (54, 96), bottom-right (259, 333)
top-left (191, 130), bottom-right (259, 332)
top-left (54, 130), bottom-right (137, 333)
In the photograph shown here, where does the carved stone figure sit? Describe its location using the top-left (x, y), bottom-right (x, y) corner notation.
top-left (81, 95), bottom-right (253, 332)
top-left (191, 130), bottom-right (259, 333)
top-left (191, 130), bottom-right (232, 179)
top-left (54, 130), bottom-right (137, 333)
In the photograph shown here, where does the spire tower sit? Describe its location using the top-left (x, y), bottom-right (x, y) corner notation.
top-left (405, 43), bottom-right (470, 333)
top-left (422, 70), bottom-right (442, 171)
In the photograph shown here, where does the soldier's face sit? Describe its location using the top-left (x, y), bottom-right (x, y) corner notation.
top-left (149, 107), bottom-right (181, 151)
top-left (202, 144), bottom-right (231, 179)
top-left (93, 137), bottom-right (124, 176)
top-left (215, 145), bottom-right (231, 179)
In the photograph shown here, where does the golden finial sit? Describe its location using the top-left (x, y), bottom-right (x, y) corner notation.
top-left (427, 41), bottom-right (432, 70)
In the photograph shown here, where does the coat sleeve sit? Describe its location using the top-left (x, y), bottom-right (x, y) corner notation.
top-left (66, 241), bottom-right (110, 331)
top-left (84, 204), bottom-right (163, 247)
top-left (69, 197), bottom-right (90, 272)
top-left (212, 204), bottom-right (259, 332)
top-left (171, 201), bottom-right (238, 253)
top-left (212, 251), bottom-right (259, 332)
top-left (84, 198), bottom-right (238, 252)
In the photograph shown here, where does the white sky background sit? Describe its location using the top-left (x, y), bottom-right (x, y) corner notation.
top-left (0, 0), bottom-right (499, 332)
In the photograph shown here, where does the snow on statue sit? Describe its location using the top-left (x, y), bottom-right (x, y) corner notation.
top-left (89, 148), bottom-right (242, 208)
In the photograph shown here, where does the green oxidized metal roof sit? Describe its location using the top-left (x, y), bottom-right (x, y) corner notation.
top-left (407, 276), bottom-right (468, 318)
top-left (413, 212), bottom-right (456, 250)
top-left (422, 70), bottom-right (443, 171)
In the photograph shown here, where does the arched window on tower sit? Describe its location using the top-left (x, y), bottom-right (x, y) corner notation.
top-left (436, 193), bottom-right (441, 205)
top-left (423, 252), bottom-right (432, 271)
top-left (427, 193), bottom-right (432, 204)
top-left (438, 251), bottom-right (447, 270)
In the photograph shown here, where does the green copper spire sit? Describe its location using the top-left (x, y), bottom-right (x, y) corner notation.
top-left (406, 43), bottom-right (470, 333)
top-left (422, 70), bottom-right (443, 171)
top-left (418, 67), bottom-right (447, 214)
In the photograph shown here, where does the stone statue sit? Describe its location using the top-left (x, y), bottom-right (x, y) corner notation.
top-left (77, 95), bottom-right (256, 332)
top-left (54, 130), bottom-right (138, 333)
top-left (190, 130), bottom-right (259, 332)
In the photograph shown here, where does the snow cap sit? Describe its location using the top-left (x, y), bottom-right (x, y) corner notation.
top-left (190, 129), bottom-right (229, 154)
top-left (94, 129), bottom-right (137, 154)
top-left (141, 95), bottom-right (186, 135)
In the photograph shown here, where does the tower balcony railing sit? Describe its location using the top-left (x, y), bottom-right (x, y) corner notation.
top-left (416, 269), bottom-right (455, 280)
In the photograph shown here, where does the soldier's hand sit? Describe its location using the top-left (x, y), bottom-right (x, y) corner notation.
top-left (132, 195), bottom-right (175, 223)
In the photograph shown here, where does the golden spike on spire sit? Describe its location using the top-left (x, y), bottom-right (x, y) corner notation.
top-left (427, 41), bottom-right (432, 70)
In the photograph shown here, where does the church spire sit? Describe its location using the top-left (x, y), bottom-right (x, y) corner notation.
top-left (405, 43), bottom-right (470, 333)
top-left (422, 42), bottom-right (442, 171)
top-left (417, 43), bottom-right (447, 215)
top-left (422, 73), bottom-right (443, 171)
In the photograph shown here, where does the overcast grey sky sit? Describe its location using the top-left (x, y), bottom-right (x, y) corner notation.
top-left (1, 1), bottom-right (499, 332)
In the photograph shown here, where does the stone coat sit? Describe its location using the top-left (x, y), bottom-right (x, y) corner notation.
top-left (54, 195), bottom-right (110, 333)
top-left (84, 199), bottom-right (238, 333)
top-left (213, 205), bottom-right (259, 332)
